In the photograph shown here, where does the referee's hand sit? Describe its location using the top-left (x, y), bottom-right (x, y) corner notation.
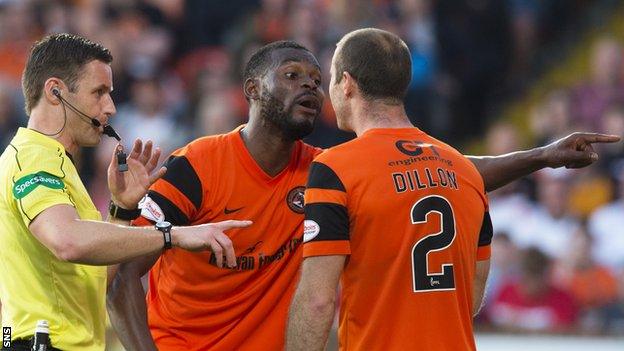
top-left (108, 139), bottom-right (167, 210)
top-left (171, 220), bottom-right (253, 268)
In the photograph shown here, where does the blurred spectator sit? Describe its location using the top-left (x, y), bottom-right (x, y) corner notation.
top-left (0, 1), bottom-right (38, 84)
top-left (530, 90), bottom-right (577, 145)
top-left (114, 77), bottom-right (185, 156)
top-left (486, 120), bottom-right (523, 156)
top-left (180, 0), bottom-right (259, 50)
top-left (486, 232), bottom-right (520, 302)
top-left (195, 88), bottom-right (242, 136)
top-left (506, 0), bottom-right (539, 81)
top-left (178, 47), bottom-right (246, 136)
top-left (486, 122), bottom-right (535, 236)
top-left (287, 1), bottom-right (323, 53)
top-left (488, 247), bottom-right (578, 333)
top-left (553, 227), bottom-right (621, 334)
top-left (509, 169), bottom-right (580, 259)
top-left (597, 105), bottom-right (624, 173)
top-left (588, 166), bottom-right (624, 272)
top-left (567, 167), bottom-right (613, 219)
top-left (434, 0), bottom-right (511, 144)
top-left (399, 0), bottom-right (442, 135)
top-left (0, 77), bottom-right (25, 150)
top-left (572, 37), bottom-right (624, 131)
top-left (40, 0), bottom-right (72, 34)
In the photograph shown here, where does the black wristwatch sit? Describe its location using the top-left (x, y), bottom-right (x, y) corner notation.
top-left (155, 221), bottom-right (173, 250)
top-left (109, 200), bottom-right (142, 220)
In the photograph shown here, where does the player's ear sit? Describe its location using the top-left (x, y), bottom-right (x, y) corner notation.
top-left (342, 71), bottom-right (355, 98)
top-left (244, 78), bottom-right (260, 101)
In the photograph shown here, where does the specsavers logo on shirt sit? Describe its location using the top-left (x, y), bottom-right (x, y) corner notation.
top-left (13, 172), bottom-right (65, 199)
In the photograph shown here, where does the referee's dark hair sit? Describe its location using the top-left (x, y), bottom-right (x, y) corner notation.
top-left (22, 33), bottom-right (113, 115)
top-left (243, 40), bottom-right (311, 91)
top-left (334, 28), bottom-right (412, 104)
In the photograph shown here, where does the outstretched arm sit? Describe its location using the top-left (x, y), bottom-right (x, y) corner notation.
top-left (469, 133), bottom-right (620, 192)
top-left (286, 255), bottom-right (345, 351)
top-left (29, 204), bottom-right (249, 265)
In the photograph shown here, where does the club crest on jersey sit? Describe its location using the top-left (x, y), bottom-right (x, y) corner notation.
top-left (139, 195), bottom-right (165, 222)
top-left (286, 186), bottom-right (305, 214)
top-left (303, 220), bottom-right (320, 242)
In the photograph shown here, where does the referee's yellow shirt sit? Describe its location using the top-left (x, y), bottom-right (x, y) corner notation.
top-left (0, 128), bottom-right (106, 350)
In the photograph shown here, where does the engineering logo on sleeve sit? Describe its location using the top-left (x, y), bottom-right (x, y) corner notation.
top-left (12, 172), bottom-right (64, 199)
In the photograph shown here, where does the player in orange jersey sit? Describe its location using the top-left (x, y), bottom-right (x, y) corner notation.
top-left (107, 41), bottom-right (324, 351)
top-left (109, 40), bottom-right (618, 351)
top-left (285, 28), bottom-right (618, 351)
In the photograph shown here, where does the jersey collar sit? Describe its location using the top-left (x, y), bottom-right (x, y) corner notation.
top-left (231, 124), bottom-right (302, 184)
top-left (14, 127), bottom-right (67, 153)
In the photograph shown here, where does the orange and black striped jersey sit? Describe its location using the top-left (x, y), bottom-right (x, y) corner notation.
top-left (133, 126), bottom-right (322, 350)
top-left (302, 128), bottom-right (492, 351)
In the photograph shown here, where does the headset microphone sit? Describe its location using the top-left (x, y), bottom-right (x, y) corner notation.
top-left (52, 87), bottom-right (128, 171)
top-left (52, 87), bottom-right (102, 128)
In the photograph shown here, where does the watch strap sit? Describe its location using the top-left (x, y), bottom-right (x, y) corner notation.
top-left (109, 201), bottom-right (142, 220)
top-left (156, 223), bottom-right (173, 249)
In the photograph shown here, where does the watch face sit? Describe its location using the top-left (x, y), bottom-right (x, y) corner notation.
top-left (156, 221), bottom-right (171, 229)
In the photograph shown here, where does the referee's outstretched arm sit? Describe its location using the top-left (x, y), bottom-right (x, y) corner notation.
top-left (29, 204), bottom-right (250, 265)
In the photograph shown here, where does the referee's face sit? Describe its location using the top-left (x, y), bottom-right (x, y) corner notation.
top-left (68, 60), bottom-right (116, 146)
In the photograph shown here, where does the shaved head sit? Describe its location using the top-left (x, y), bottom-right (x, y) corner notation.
top-left (334, 28), bottom-right (412, 103)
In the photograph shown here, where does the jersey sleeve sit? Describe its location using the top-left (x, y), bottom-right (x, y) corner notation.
top-left (133, 153), bottom-right (203, 226)
top-left (476, 204), bottom-right (493, 261)
top-left (12, 147), bottom-right (73, 226)
top-left (302, 161), bottom-right (351, 257)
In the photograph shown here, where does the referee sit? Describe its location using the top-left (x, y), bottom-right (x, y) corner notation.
top-left (0, 34), bottom-right (249, 350)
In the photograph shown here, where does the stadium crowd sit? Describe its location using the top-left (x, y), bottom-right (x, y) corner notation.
top-left (0, 0), bottom-right (623, 338)
top-left (480, 35), bottom-right (624, 334)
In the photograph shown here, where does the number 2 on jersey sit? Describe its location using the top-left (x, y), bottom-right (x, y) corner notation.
top-left (410, 195), bottom-right (456, 292)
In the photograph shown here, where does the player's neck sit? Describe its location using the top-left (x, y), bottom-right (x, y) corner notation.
top-left (351, 102), bottom-right (413, 136)
top-left (240, 119), bottom-right (296, 177)
top-left (28, 107), bottom-right (79, 155)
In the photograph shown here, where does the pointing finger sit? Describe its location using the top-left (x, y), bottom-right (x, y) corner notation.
top-left (215, 220), bottom-right (253, 231)
top-left (577, 133), bottom-right (620, 144)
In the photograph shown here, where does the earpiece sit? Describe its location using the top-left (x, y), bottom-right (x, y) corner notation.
top-left (52, 87), bottom-right (61, 97)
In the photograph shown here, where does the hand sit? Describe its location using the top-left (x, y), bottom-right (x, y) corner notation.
top-left (108, 139), bottom-right (167, 209)
top-left (541, 132), bottom-right (620, 169)
top-left (172, 220), bottom-right (253, 268)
